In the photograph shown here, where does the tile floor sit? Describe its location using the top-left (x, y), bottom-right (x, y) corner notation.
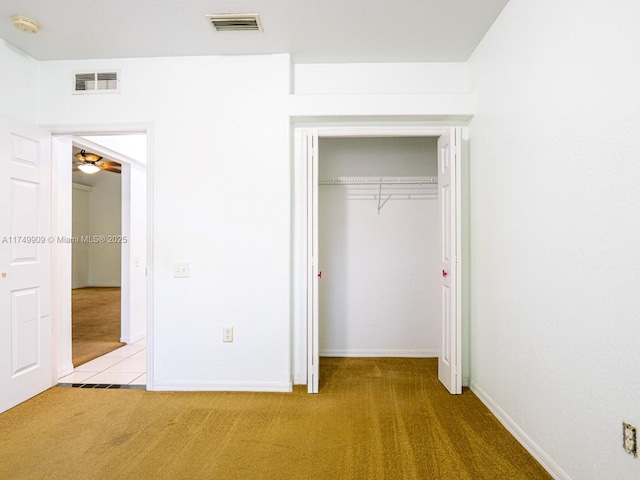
top-left (58, 338), bottom-right (146, 387)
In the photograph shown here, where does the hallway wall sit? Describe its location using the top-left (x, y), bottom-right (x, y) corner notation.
top-left (72, 170), bottom-right (122, 288)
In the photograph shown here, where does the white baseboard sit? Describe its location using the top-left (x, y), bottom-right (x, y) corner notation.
top-left (470, 381), bottom-right (571, 480)
top-left (121, 331), bottom-right (146, 344)
top-left (319, 349), bottom-right (438, 357)
top-left (150, 379), bottom-right (293, 393)
top-left (57, 362), bottom-right (74, 379)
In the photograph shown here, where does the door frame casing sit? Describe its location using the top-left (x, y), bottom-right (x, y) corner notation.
top-left (47, 123), bottom-right (154, 387)
top-left (293, 125), bottom-right (462, 393)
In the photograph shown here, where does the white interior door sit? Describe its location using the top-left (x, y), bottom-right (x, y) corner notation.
top-left (437, 128), bottom-right (462, 394)
top-left (0, 117), bottom-right (53, 413)
top-left (305, 129), bottom-right (319, 393)
top-left (304, 129), bottom-right (320, 393)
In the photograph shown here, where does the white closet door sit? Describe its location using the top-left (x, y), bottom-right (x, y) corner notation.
top-left (437, 128), bottom-right (462, 394)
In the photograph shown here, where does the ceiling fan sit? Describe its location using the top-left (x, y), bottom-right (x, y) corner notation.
top-left (73, 150), bottom-right (121, 174)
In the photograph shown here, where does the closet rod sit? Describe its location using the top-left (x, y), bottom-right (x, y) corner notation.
top-left (318, 176), bottom-right (437, 186)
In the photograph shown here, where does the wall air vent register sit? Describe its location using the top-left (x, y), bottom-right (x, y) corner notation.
top-left (73, 71), bottom-right (120, 94)
top-left (206, 14), bottom-right (263, 32)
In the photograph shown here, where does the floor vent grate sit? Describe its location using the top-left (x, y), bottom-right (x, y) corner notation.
top-left (57, 383), bottom-right (145, 389)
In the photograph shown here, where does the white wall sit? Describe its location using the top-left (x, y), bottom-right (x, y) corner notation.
top-left (71, 184), bottom-right (91, 288)
top-left (468, 1), bottom-right (640, 479)
top-left (318, 137), bottom-right (439, 356)
top-left (290, 62), bottom-right (473, 121)
top-left (0, 39), bottom-right (38, 123)
top-left (87, 171), bottom-right (121, 286)
top-left (38, 54), bottom-right (292, 390)
top-left (120, 162), bottom-right (147, 344)
top-left (71, 171), bottom-right (122, 287)
top-left (294, 63), bottom-right (468, 94)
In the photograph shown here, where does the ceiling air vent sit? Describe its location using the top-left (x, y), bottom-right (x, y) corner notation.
top-left (206, 14), bottom-right (263, 32)
top-left (73, 71), bottom-right (120, 94)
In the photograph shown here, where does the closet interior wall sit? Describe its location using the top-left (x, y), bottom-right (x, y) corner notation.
top-left (318, 137), bottom-right (440, 357)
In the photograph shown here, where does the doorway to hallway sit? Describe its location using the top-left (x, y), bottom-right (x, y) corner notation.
top-left (51, 128), bottom-right (151, 387)
top-left (71, 149), bottom-right (125, 367)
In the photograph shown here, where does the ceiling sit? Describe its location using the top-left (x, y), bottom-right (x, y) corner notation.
top-left (0, 0), bottom-right (509, 63)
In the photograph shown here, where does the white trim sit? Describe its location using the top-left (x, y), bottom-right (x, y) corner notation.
top-left (320, 349), bottom-right (438, 358)
top-left (121, 330), bottom-right (145, 346)
top-left (57, 363), bottom-right (74, 379)
top-left (51, 135), bottom-right (73, 385)
top-left (305, 128), bottom-right (319, 394)
top-left (315, 125), bottom-right (449, 138)
top-left (144, 127), bottom-right (155, 390)
top-left (43, 123), bottom-right (151, 136)
top-left (454, 127), bottom-right (463, 392)
top-left (293, 129), bottom-right (308, 386)
top-left (470, 381), bottom-right (572, 480)
top-left (152, 380), bottom-right (293, 392)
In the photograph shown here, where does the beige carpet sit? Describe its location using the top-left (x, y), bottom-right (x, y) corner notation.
top-left (0, 358), bottom-right (551, 479)
top-left (72, 287), bottom-right (124, 367)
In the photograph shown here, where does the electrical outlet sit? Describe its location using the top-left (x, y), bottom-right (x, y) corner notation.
top-left (223, 326), bottom-right (233, 343)
top-left (623, 422), bottom-right (637, 457)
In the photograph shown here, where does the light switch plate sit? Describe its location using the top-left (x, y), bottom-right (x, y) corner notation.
top-left (173, 263), bottom-right (189, 278)
top-left (223, 326), bottom-right (233, 343)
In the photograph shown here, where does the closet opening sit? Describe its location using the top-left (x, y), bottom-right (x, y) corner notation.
top-left (298, 126), bottom-right (462, 395)
top-left (317, 137), bottom-right (440, 364)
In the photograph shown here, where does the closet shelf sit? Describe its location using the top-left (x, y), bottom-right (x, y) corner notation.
top-left (319, 176), bottom-right (438, 214)
top-left (319, 176), bottom-right (437, 186)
